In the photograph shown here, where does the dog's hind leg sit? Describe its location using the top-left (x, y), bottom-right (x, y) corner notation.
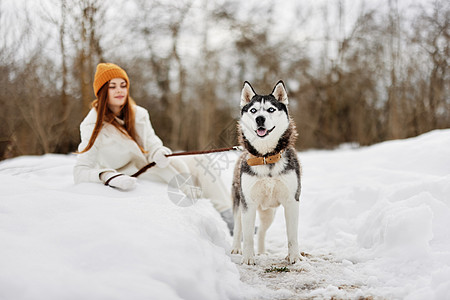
top-left (231, 207), bottom-right (242, 254)
top-left (257, 207), bottom-right (276, 255)
top-left (284, 200), bottom-right (300, 264)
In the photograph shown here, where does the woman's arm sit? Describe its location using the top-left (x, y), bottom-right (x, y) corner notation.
top-left (73, 123), bottom-right (114, 184)
top-left (140, 108), bottom-right (172, 162)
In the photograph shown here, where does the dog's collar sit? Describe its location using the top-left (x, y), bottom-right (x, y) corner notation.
top-left (247, 150), bottom-right (284, 166)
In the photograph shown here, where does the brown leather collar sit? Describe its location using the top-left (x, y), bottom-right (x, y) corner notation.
top-left (247, 150), bottom-right (284, 166)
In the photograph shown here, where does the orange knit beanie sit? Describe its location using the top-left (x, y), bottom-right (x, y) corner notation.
top-left (93, 63), bottom-right (130, 96)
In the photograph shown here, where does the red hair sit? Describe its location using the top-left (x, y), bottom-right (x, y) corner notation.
top-left (78, 82), bottom-right (146, 153)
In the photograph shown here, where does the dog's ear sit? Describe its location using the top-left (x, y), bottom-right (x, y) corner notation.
top-left (271, 80), bottom-right (288, 105)
top-left (241, 81), bottom-right (256, 107)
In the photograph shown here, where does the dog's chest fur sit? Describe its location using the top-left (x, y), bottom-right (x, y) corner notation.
top-left (246, 173), bottom-right (291, 210)
top-left (238, 148), bottom-right (300, 210)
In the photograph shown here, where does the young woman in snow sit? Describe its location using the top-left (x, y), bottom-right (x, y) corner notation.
top-left (74, 63), bottom-right (233, 232)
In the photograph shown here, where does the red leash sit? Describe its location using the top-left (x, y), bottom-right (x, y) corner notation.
top-left (131, 146), bottom-right (241, 177)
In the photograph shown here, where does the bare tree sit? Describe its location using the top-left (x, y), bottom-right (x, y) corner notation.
top-left (67, 0), bottom-right (106, 116)
top-left (386, 0), bottom-right (402, 140)
top-left (411, 1), bottom-right (449, 129)
top-left (130, 0), bottom-right (194, 149)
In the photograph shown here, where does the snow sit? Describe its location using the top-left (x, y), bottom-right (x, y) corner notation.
top-left (0, 156), bottom-right (242, 300)
top-left (1, 129), bottom-right (450, 299)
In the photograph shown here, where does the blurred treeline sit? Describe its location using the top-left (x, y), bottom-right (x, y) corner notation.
top-left (0, 0), bottom-right (448, 160)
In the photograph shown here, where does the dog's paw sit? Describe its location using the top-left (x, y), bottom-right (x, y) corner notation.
top-left (241, 255), bottom-right (256, 265)
top-left (231, 248), bottom-right (242, 255)
top-left (286, 253), bottom-right (301, 264)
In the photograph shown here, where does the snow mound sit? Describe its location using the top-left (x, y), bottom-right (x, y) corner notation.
top-left (297, 129), bottom-right (450, 299)
top-left (0, 154), bottom-right (243, 300)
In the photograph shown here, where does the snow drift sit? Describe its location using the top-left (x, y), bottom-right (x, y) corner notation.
top-left (297, 129), bottom-right (450, 299)
top-left (0, 155), bottom-right (241, 300)
top-left (1, 129), bottom-right (449, 299)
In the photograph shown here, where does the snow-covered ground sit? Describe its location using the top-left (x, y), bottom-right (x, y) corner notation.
top-left (1, 129), bottom-right (449, 300)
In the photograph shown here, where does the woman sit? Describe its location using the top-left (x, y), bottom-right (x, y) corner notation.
top-left (74, 63), bottom-right (233, 232)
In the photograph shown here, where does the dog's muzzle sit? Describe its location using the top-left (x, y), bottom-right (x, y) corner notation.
top-left (256, 126), bottom-right (275, 137)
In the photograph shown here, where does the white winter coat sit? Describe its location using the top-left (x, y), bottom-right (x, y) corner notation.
top-left (73, 105), bottom-right (167, 183)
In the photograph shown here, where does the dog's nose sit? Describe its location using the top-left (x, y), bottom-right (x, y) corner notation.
top-left (256, 116), bottom-right (265, 127)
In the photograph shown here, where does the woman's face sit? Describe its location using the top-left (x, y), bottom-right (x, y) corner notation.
top-left (108, 78), bottom-right (128, 115)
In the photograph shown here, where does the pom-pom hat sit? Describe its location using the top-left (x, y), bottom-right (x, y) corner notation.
top-left (93, 63), bottom-right (129, 96)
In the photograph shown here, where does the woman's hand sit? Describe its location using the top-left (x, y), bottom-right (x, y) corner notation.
top-left (100, 171), bottom-right (137, 190)
top-left (153, 147), bottom-right (172, 168)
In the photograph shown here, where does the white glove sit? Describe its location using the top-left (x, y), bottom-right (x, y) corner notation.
top-left (153, 147), bottom-right (172, 168)
top-left (100, 171), bottom-right (137, 190)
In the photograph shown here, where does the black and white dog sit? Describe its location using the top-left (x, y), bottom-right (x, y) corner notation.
top-left (231, 81), bottom-right (301, 265)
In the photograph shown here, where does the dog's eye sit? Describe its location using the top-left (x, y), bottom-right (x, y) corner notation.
top-left (267, 107), bottom-right (276, 113)
top-left (250, 108), bottom-right (257, 114)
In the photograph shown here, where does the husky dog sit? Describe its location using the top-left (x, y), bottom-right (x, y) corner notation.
top-left (231, 81), bottom-right (301, 265)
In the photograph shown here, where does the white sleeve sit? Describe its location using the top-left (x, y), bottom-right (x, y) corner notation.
top-left (141, 110), bottom-right (167, 161)
top-left (73, 123), bottom-right (114, 184)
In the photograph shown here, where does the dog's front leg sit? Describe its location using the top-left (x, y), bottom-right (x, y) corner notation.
top-left (284, 200), bottom-right (300, 264)
top-left (231, 207), bottom-right (242, 254)
top-left (241, 204), bottom-right (257, 265)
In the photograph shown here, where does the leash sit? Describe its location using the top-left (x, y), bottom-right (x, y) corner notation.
top-left (131, 146), bottom-right (242, 177)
